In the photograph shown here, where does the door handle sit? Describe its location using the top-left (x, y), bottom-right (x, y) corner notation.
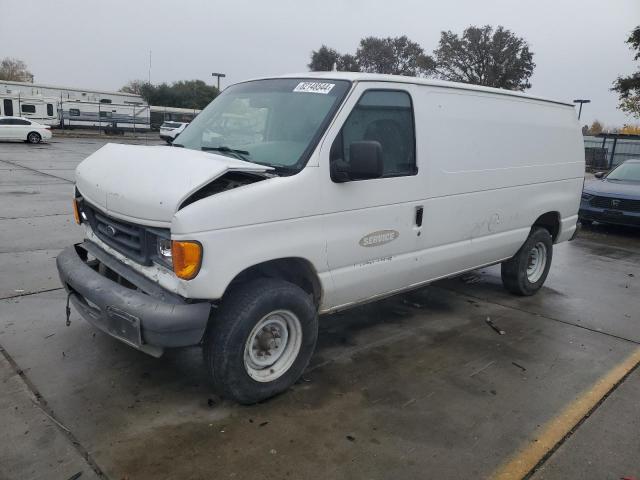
top-left (415, 206), bottom-right (424, 227)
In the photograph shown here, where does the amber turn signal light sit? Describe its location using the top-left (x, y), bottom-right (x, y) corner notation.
top-left (171, 240), bottom-right (203, 280)
top-left (72, 199), bottom-right (81, 225)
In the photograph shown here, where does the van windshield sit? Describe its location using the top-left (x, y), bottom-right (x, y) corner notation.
top-left (175, 78), bottom-right (350, 175)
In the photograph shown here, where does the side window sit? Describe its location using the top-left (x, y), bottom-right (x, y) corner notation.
top-left (69, 108), bottom-right (80, 116)
top-left (99, 111), bottom-right (112, 118)
top-left (0, 119), bottom-right (11, 125)
top-left (332, 90), bottom-right (416, 178)
top-left (10, 119), bottom-right (31, 125)
top-left (47, 103), bottom-right (54, 116)
top-left (21, 104), bottom-right (36, 114)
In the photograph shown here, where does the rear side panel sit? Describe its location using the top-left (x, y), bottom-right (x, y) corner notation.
top-left (410, 87), bottom-right (583, 275)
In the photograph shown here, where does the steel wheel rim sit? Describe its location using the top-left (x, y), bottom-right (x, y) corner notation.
top-left (243, 310), bottom-right (302, 382)
top-left (526, 242), bottom-right (547, 283)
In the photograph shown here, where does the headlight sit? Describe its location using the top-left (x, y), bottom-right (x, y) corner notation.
top-left (156, 238), bottom-right (173, 266)
top-left (171, 240), bottom-right (202, 280)
top-left (581, 192), bottom-right (594, 201)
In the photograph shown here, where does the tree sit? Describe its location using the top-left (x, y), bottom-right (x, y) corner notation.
top-left (621, 124), bottom-right (640, 135)
top-left (120, 79), bottom-right (149, 96)
top-left (336, 54), bottom-right (360, 72)
top-left (433, 25), bottom-right (535, 90)
top-left (612, 26), bottom-right (640, 119)
top-left (0, 57), bottom-right (33, 82)
top-left (355, 36), bottom-right (435, 76)
top-left (589, 120), bottom-right (603, 135)
top-left (119, 79), bottom-right (218, 109)
top-left (308, 46), bottom-right (360, 72)
top-left (308, 46), bottom-right (341, 71)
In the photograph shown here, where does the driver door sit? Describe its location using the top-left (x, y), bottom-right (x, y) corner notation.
top-left (320, 85), bottom-right (425, 310)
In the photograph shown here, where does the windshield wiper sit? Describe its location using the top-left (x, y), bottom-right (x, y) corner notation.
top-left (201, 146), bottom-right (250, 161)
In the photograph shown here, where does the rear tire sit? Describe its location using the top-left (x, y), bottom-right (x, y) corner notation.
top-left (27, 132), bottom-right (41, 144)
top-left (501, 227), bottom-right (553, 296)
top-left (204, 278), bottom-right (318, 404)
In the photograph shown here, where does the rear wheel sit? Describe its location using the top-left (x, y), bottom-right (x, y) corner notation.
top-left (204, 278), bottom-right (318, 404)
top-left (501, 227), bottom-right (553, 296)
top-left (27, 132), bottom-right (41, 144)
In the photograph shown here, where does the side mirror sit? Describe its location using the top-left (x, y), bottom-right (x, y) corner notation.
top-left (594, 171), bottom-right (605, 179)
top-left (348, 141), bottom-right (384, 180)
top-left (330, 140), bottom-right (384, 183)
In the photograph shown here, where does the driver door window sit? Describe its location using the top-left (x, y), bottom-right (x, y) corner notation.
top-left (331, 90), bottom-right (416, 178)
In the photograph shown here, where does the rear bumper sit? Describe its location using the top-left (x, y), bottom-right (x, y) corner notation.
top-left (56, 242), bottom-right (211, 356)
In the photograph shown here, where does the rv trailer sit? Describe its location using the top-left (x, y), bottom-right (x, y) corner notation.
top-left (0, 80), bottom-right (150, 130)
top-left (0, 93), bottom-right (59, 126)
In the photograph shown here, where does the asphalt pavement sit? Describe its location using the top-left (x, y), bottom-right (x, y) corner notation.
top-left (0, 136), bottom-right (638, 480)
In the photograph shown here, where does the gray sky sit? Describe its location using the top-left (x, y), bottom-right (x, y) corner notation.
top-left (2, 0), bottom-right (638, 127)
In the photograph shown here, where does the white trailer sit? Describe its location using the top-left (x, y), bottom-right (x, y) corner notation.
top-left (0, 80), bottom-right (150, 130)
top-left (60, 100), bottom-right (150, 130)
top-left (0, 93), bottom-right (59, 126)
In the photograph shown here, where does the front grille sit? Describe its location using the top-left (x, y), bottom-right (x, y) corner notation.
top-left (590, 196), bottom-right (640, 212)
top-left (82, 202), bottom-right (156, 265)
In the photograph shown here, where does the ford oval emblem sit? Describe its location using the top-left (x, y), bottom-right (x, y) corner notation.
top-left (359, 230), bottom-right (399, 247)
top-left (106, 225), bottom-right (117, 236)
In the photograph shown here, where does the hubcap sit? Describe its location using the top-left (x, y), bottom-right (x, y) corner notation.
top-left (526, 242), bottom-right (547, 283)
top-left (244, 310), bottom-right (302, 382)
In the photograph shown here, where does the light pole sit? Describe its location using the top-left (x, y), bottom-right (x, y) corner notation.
top-left (212, 72), bottom-right (226, 92)
top-left (573, 99), bottom-right (591, 120)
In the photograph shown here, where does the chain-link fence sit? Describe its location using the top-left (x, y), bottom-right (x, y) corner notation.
top-left (584, 134), bottom-right (640, 170)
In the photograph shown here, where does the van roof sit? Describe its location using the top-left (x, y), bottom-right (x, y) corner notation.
top-left (272, 72), bottom-right (574, 107)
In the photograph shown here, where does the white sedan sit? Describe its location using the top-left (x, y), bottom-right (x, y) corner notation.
top-left (0, 116), bottom-right (52, 144)
top-left (159, 121), bottom-right (188, 144)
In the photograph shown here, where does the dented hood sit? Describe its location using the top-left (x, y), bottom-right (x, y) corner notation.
top-left (75, 143), bottom-right (270, 224)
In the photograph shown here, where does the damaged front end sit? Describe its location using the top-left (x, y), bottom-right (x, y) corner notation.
top-left (57, 242), bottom-right (211, 357)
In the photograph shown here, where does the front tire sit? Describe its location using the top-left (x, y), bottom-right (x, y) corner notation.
top-left (27, 132), bottom-right (41, 144)
top-left (501, 227), bottom-right (553, 296)
top-left (204, 278), bottom-right (318, 404)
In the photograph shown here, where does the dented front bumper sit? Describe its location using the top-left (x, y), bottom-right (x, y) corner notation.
top-left (56, 242), bottom-right (211, 357)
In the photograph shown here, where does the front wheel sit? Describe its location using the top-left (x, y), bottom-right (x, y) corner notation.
top-left (501, 227), bottom-right (553, 296)
top-left (204, 278), bottom-right (318, 404)
top-left (27, 132), bottom-right (41, 144)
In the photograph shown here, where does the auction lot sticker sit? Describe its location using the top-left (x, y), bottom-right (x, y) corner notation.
top-left (293, 82), bottom-right (335, 94)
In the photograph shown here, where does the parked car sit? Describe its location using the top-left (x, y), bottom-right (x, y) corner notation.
top-left (580, 159), bottom-right (640, 227)
top-left (159, 121), bottom-right (188, 144)
top-left (0, 116), bottom-right (52, 143)
top-left (56, 73), bottom-right (584, 404)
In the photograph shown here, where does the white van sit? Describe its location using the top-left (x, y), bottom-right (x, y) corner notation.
top-left (57, 73), bottom-right (584, 403)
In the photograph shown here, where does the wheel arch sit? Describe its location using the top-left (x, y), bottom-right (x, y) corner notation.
top-left (226, 257), bottom-right (323, 308)
top-left (532, 211), bottom-right (561, 242)
top-left (26, 131), bottom-right (41, 142)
